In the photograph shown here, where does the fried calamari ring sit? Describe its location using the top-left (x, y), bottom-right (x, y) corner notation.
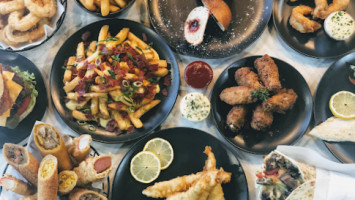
top-left (8, 10), bottom-right (41, 31)
top-left (289, 5), bottom-right (322, 33)
top-left (4, 18), bottom-right (49, 44)
top-left (24, 0), bottom-right (57, 18)
top-left (0, 0), bottom-right (25, 15)
top-left (318, 0), bottom-right (350, 19)
top-left (0, 29), bottom-right (19, 46)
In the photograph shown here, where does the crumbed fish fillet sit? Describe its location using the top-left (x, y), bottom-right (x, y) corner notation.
top-left (309, 117), bottom-right (355, 142)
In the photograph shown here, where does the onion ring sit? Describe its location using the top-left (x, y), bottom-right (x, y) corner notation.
top-left (0, 29), bottom-right (19, 46)
top-left (8, 10), bottom-right (41, 31)
top-left (0, 0), bottom-right (25, 15)
top-left (24, 0), bottom-right (57, 18)
top-left (4, 18), bottom-right (49, 44)
top-left (289, 5), bottom-right (322, 33)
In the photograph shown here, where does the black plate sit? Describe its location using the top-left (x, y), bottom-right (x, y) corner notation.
top-left (75, 0), bottom-right (135, 18)
top-left (0, 143), bottom-right (110, 198)
top-left (112, 127), bottom-right (249, 199)
top-left (273, 0), bottom-right (355, 58)
top-left (50, 19), bottom-right (180, 143)
top-left (0, 51), bottom-right (48, 148)
top-left (1, 0), bottom-right (67, 52)
top-left (148, 0), bottom-right (273, 58)
top-left (211, 56), bottom-right (313, 154)
top-left (314, 52), bottom-right (355, 163)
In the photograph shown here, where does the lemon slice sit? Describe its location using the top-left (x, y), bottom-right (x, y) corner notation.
top-left (143, 138), bottom-right (174, 170)
top-left (329, 91), bottom-right (355, 119)
top-left (130, 151), bottom-right (161, 183)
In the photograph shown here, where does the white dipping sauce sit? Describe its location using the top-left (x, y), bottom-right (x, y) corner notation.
top-left (324, 11), bottom-right (355, 41)
top-left (180, 92), bottom-right (210, 122)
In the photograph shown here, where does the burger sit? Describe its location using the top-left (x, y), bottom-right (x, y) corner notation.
top-left (0, 64), bottom-right (38, 129)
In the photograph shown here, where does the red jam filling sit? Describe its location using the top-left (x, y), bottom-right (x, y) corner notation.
top-left (188, 19), bottom-right (200, 33)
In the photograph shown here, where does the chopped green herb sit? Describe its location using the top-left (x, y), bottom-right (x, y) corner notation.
top-left (251, 89), bottom-right (269, 101)
top-left (108, 70), bottom-right (117, 80)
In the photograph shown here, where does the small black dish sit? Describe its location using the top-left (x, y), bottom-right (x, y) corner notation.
top-left (148, 0), bottom-right (273, 58)
top-left (273, 0), bottom-right (355, 58)
top-left (313, 51), bottom-right (355, 163)
top-left (1, 0), bottom-right (67, 52)
top-left (75, 0), bottom-right (135, 18)
top-left (50, 19), bottom-right (180, 143)
top-left (0, 143), bottom-right (110, 199)
top-left (112, 127), bottom-right (249, 199)
top-left (0, 50), bottom-right (48, 148)
top-left (211, 55), bottom-right (313, 154)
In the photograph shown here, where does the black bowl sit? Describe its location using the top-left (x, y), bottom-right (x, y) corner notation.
top-left (0, 50), bottom-right (48, 148)
top-left (112, 127), bottom-right (249, 200)
top-left (1, 0), bottom-right (67, 52)
top-left (211, 56), bottom-right (313, 154)
top-left (273, 0), bottom-right (355, 58)
top-left (50, 19), bottom-right (180, 143)
top-left (148, 0), bottom-right (273, 58)
top-left (75, 0), bottom-right (135, 18)
top-left (313, 51), bottom-right (355, 163)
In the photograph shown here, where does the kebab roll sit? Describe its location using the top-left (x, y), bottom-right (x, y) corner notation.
top-left (38, 155), bottom-right (58, 200)
top-left (58, 170), bottom-right (78, 195)
top-left (20, 193), bottom-right (38, 200)
top-left (68, 134), bottom-right (92, 163)
top-left (33, 123), bottom-right (73, 171)
top-left (3, 143), bottom-right (39, 186)
top-left (0, 174), bottom-right (36, 195)
top-left (74, 154), bottom-right (112, 186)
top-left (69, 188), bottom-right (107, 200)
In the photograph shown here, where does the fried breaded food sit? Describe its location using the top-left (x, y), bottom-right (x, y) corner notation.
top-left (254, 55), bottom-right (282, 93)
top-left (251, 104), bottom-right (273, 131)
top-left (318, 0), bottom-right (350, 19)
top-left (234, 67), bottom-right (264, 90)
top-left (314, 0), bottom-right (328, 19)
top-left (226, 105), bottom-right (248, 133)
top-left (204, 146), bottom-right (225, 200)
top-left (262, 88), bottom-right (298, 114)
top-left (219, 86), bottom-right (256, 105)
top-left (289, 6), bottom-right (322, 33)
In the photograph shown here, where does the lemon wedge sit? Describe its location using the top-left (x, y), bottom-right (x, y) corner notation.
top-left (130, 151), bottom-right (161, 183)
top-left (329, 91), bottom-right (355, 119)
top-left (143, 138), bottom-right (174, 170)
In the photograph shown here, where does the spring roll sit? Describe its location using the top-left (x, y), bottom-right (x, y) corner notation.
top-left (69, 188), bottom-right (107, 200)
top-left (68, 134), bottom-right (92, 163)
top-left (251, 104), bottom-right (273, 131)
top-left (254, 54), bottom-right (282, 93)
top-left (74, 154), bottom-right (112, 186)
top-left (34, 123), bottom-right (73, 171)
top-left (3, 143), bottom-right (40, 186)
top-left (234, 67), bottom-right (264, 90)
top-left (38, 155), bottom-right (58, 200)
top-left (58, 170), bottom-right (78, 195)
top-left (0, 174), bottom-right (36, 195)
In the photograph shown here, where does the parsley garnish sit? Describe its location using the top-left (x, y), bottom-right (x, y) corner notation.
top-left (251, 89), bottom-right (269, 101)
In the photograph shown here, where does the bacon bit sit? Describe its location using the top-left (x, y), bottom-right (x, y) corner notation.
top-left (84, 112), bottom-right (93, 121)
top-left (98, 85), bottom-right (107, 90)
top-left (146, 85), bottom-right (157, 99)
top-left (78, 69), bottom-right (86, 78)
top-left (127, 126), bottom-right (135, 134)
top-left (142, 33), bottom-right (147, 42)
top-left (147, 64), bottom-right (158, 72)
top-left (137, 70), bottom-right (145, 82)
top-left (77, 96), bottom-right (87, 103)
top-left (120, 111), bottom-right (129, 119)
top-left (105, 75), bottom-right (119, 87)
top-left (64, 98), bottom-right (70, 103)
top-left (162, 88), bottom-right (168, 96)
top-left (87, 64), bottom-right (96, 70)
top-left (115, 129), bottom-right (123, 135)
top-left (163, 75), bottom-right (171, 86)
top-left (113, 62), bottom-right (120, 74)
top-left (75, 78), bottom-right (91, 95)
top-left (106, 120), bottom-right (117, 132)
top-left (81, 31), bottom-right (91, 42)
top-left (70, 66), bottom-right (78, 74)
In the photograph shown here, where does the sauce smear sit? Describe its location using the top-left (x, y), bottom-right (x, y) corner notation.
top-left (184, 61), bottom-right (213, 89)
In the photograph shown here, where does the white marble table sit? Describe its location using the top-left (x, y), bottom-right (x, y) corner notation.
top-left (0, 0), bottom-right (346, 199)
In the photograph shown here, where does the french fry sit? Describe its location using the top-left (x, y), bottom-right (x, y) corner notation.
top-left (149, 60), bottom-right (167, 68)
top-left (134, 100), bottom-right (160, 118)
top-left (91, 97), bottom-right (99, 115)
top-left (87, 41), bottom-right (97, 57)
top-left (80, 0), bottom-right (96, 11)
top-left (99, 96), bottom-right (110, 118)
top-left (72, 110), bottom-right (90, 121)
top-left (109, 5), bottom-right (120, 12)
top-left (63, 77), bottom-right (80, 93)
top-left (76, 42), bottom-right (85, 59)
top-left (128, 112), bottom-right (143, 128)
top-left (65, 100), bottom-right (78, 111)
top-left (76, 97), bottom-right (91, 109)
top-left (108, 102), bottom-right (128, 111)
top-left (106, 28), bottom-right (129, 49)
top-left (98, 25), bottom-right (109, 45)
top-left (152, 68), bottom-right (169, 77)
top-left (90, 85), bottom-right (120, 93)
top-left (128, 32), bottom-right (150, 50)
top-left (114, 0), bottom-right (126, 8)
top-left (63, 56), bottom-right (76, 83)
top-left (112, 110), bottom-right (127, 130)
top-left (101, 0), bottom-right (110, 16)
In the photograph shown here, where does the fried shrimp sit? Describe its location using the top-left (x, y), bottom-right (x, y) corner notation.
top-left (289, 5), bottom-right (322, 33)
top-left (24, 0), bottom-right (57, 18)
top-left (0, 0), bottom-right (25, 15)
top-left (8, 10), bottom-right (41, 31)
top-left (318, 0), bottom-right (350, 19)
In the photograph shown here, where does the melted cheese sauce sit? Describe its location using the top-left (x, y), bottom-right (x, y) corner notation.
top-left (180, 92), bottom-right (210, 121)
top-left (324, 11), bottom-right (355, 41)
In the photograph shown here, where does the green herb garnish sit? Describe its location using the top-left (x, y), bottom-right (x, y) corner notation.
top-left (251, 89), bottom-right (269, 101)
top-left (108, 70), bottom-right (117, 80)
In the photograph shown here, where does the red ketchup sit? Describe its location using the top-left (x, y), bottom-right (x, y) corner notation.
top-left (184, 61), bottom-right (213, 89)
